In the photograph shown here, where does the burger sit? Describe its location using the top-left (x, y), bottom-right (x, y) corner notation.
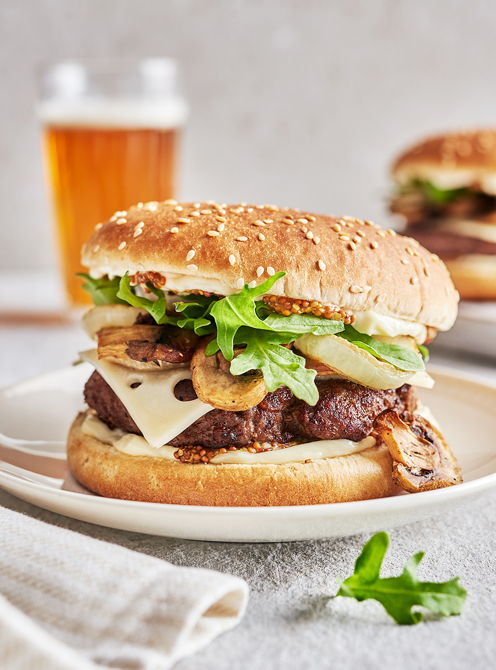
top-left (390, 128), bottom-right (496, 299)
top-left (68, 200), bottom-right (462, 506)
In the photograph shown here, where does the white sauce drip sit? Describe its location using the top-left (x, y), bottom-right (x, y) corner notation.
top-left (81, 413), bottom-right (377, 465)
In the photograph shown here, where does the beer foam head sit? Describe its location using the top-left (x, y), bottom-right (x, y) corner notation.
top-left (38, 97), bottom-right (187, 129)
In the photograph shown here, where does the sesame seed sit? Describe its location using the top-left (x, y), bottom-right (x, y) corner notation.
top-left (186, 249), bottom-right (196, 261)
top-left (256, 266), bottom-right (264, 277)
top-left (258, 232), bottom-right (266, 241)
top-left (339, 235), bottom-right (351, 241)
top-left (177, 218), bottom-right (191, 224)
top-left (194, 202), bottom-right (201, 208)
top-left (207, 230), bottom-right (220, 237)
top-left (136, 202), bottom-right (144, 208)
top-left (215, 216), bottom-right (227, 223)
top-left (431, 254), bottom-right (440, 262)
top-left (170, 227), bottom-right (179, 233)
top-left (377, 230), bottom-right (387, 237)
top-left (298, 218), bottom-right (309, 224)
top-left (118, 241), bottom-right (126, 250)
top-left (217, 223), bottom-right (225, 232)
top-left (236, 236), bottom-right (248, 242)
top-left (264, 219), bottom-right (273, 224)
top-left (235, 277), bottom-right (245, 289)
top-left (301, 226), bottom-right (308, 233)
top-left (305, 231), bottom-right (314, 240)
top-left (369, 241), bottom-right (378, 249)
top-left (410, 276), bottom-right (417, 285)
top-left (133, 228), bottom-right (143, 238)
top-left (317, 259), bottom-right (326, 271)
top-left (191, 211), bottom-right (200, 217)
top-left (228, 254), bottom-right (236, 266)
top-left (93, 244), bottom-right (100, 252)
top-left (95, 223), bottom-right (103, 230)
top-left (116, 218), bottom-right (127, 225)
top-left (248, 280), bottom-right (257, 288)
top-left (247, 207), bottom-right (254, 213)
top-left (145, 202), bottom-right (158, 211)
top-left (267, 266), bottom-right (275, 276)
top-left (187, 264), bottom-right (198, 272)
top-left (401, 258), bottom-right (409, 265)
top-left (348, 242), bottom-right (357, 251)
top-left (164, 199), bottom-right (178, 205)
top-left (331, 224), bottom-right (342, 233)
top-left (423, 266), bottom-right (430, 277)
top-left (356, 230), bottom-right (365, 238)
top-left (387, 229), bottom-right (396, 236)
top-left (349, 285), bottom-right (370, 294)
top-left (364, 220), bottom-right (375, 226)
top-left (312, 237), bottom-right (320, 245)
top-left (352, 236), bottom-right (361, 244)
top-left (266, 205), bottom-right (279, 212)
top-left (406, 247), bottom-right (415, 255)
top-left (253, 220), bottom-right (266, 227)
top-left (200, 209), bottom-right (211, 215)
top-left (307, 215), bottom-right (316, 222)
top-left (174, 206), bottom-right (183, 212)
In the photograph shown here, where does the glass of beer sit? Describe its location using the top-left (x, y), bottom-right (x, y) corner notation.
top-left (38, 59), bottom-right (187, 306)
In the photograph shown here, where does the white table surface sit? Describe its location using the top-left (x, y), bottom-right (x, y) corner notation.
top-left (0, 315), bottom-right (495, 670)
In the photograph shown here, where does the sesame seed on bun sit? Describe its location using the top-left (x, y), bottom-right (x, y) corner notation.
top-left (391, 128), bottom-right (496, 195)
top-left (81, 200), bottom-right (459, 331)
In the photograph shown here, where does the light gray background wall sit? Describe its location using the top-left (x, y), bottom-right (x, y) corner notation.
top-left (1, 0), bottom-right (496, 271)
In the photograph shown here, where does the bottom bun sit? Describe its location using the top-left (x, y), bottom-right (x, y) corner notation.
top-left (68, 413), bottom-right (399, 506)
top-left (445, 254), bottom-right (496, 300)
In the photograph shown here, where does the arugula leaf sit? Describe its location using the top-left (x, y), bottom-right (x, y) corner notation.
top-left (337, 325), bottom-right (424, 372)
top-left (264, 313), bottom-right (345, 336)
top-left (77, 273), bottom-right (125, 306)
top-left (210, 272), bottom-right (285, 360)
top-left (418, 180), bottom-right (469, 205)
top-left (418, 344), bottom-right (430, 362)
top-left (337, 532), bottom-right (467, 625)
top-left (116, 274), bottom-right (177, 325)
top-left (174, 297), bottom-right (217, 335)
top-left (230, 329), bottom-right (319, 405)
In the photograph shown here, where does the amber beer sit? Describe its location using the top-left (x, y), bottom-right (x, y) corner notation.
top-left (39, 59), bottom-right (186, 306)
top-left (43, 122), bottom-right (179, 304)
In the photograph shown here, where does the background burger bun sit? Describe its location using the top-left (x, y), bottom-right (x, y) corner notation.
top-left (68, 412), bottom-right (398, 506)
top-left (444, 254), bottom-right (496, 300)
top-left (391, 128), bottom-right (496, 196)
top-left (82, 200), bottom-right (458, 331)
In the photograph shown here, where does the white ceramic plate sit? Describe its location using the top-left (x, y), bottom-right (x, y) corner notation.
top-left (0, 364), bottom-right (495, 542)
top-left (435, 301), bottom-right (496, 359)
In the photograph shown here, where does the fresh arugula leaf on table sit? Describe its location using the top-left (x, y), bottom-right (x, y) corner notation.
top-left (229, 328), bottom-right (319, 405)
top-left (337, 325), bottom-right (425, 372)
top-left (76, 273), bottom-right (125, 306)
top-left (336, 532), bottom-right (467, 625)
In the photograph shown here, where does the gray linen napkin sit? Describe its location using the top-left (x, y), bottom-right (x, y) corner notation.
top-left (0, 507), bottom-right (248, 669)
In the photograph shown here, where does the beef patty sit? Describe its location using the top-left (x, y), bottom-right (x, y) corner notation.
top-left (84, 371), bottom-right (417, 448)
top-left (407, 224), bottom-right (496, 259)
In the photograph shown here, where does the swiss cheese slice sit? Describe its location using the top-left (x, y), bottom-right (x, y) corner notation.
top-left (81, 350), bottom-right (212, 448)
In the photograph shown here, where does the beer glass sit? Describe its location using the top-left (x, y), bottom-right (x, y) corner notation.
top-left (38, 59), bottom-right (187, 306)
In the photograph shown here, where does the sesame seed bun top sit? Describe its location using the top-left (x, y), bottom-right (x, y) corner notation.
top-left (391, 128), bottom-right (496, 195)
top-left (81, 200), bottom-right (459, 331)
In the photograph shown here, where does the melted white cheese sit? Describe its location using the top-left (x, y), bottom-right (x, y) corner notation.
top-left (80, 350), bottom-right (212, 448)
top-left (81, 413), bottom-right (376, 464)
top-left (352, 311), bottom-right (426, 342)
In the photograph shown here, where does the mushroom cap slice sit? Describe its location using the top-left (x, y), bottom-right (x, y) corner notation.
top-left (374, 409), bottom-right (462, 493)
top-left (191, 339), bottom-right (267, 411)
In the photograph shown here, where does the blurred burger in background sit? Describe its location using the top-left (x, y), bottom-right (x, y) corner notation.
top-left (390, 128), bottom-right (496, 300)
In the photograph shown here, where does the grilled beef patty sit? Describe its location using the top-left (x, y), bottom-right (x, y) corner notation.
top-left (84, 371), bottom-right (417, 448)
top-left (408, 224), bottom-right (496, 259)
